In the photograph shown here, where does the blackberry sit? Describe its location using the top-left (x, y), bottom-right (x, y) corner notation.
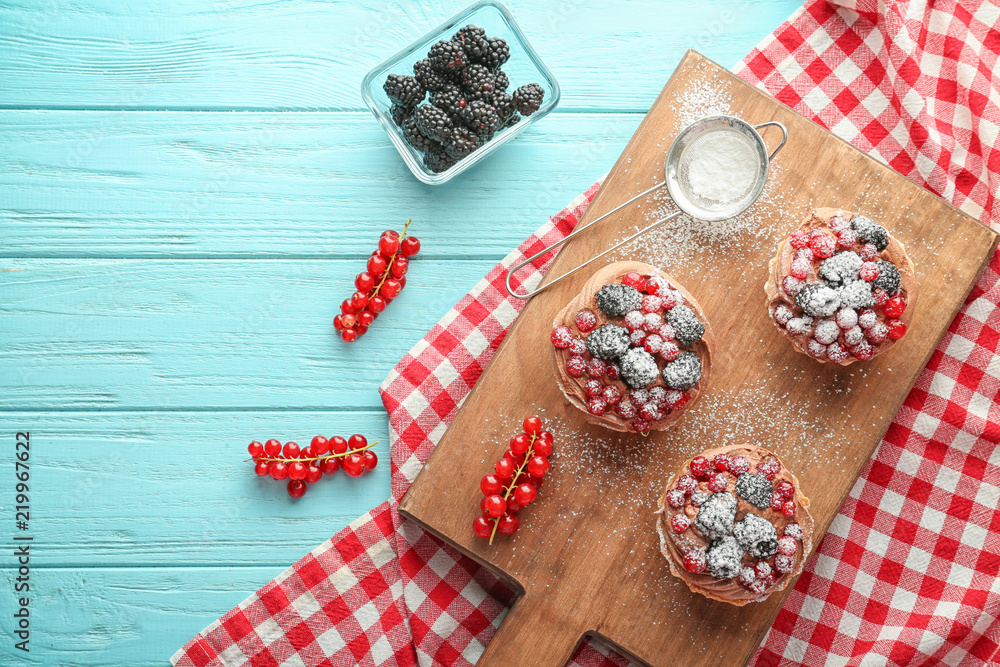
top-left (428, 39), bottom-right (468, 73)
top-left (402, 115), bottom-right (437, 153)
top-left (413, 58), bottom-right (451, 93)
top-left (619, 347), bottom-right (659, 389)
top-left (477, 36), bottom-right (510, 69)
top-left (390, 103), bottom-right (411, 126)
top-left (444, 126), bottom-right (481, 159)
top-left (383, 74), bottom-right (425, 108)
top-left (733, 513), bottom-right (778, 559)
top-left (423, 145), bottom-right (456, 173)
top-left (662, 351), bottom-right (701, 390)
top-left (795, 282), bottom-right (842, 318)
top-left (414, 104), bottom-right (454, 143)
top-left (492, 91), bottom-right (516, 126)
top-left (735, 473), bottom-right (773, 510)
top-left (850, 215), bottom-right (889, 251)
top-left (666, 305), bottom-right (704, 345)
top-left (430, 85), bottom-right (468, 118)
top-left (818, 251), bottom-right (862, 284)
top-left (458, 99), bottom-right (500, 136)
top-left (596, 283), bottom-right (642, 316)
top-left (461, 63), bottom-right (496, 96)
top-left (512, 83), bottom-right (545, 115)
top-left (504, 111), bottom-right (521, 129)
top-left (452, 24), bottom-right (488, 60)
top-left (694, 492), bottom-right (737, 541)
top-left (494, 69), bottom-right (510, 92)
top-left (707, 536), bottom-right (744, 580)
top-left (872, 259), bottom-right (901, 295)
top-left (585, 324), bottom-right (630, 360)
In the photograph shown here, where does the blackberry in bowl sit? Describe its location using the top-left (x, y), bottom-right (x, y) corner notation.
top-left (360, 1), bottom-right (560, 185)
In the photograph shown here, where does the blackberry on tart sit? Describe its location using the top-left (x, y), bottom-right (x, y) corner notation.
top-left (656, 444), bottom-right (814, 606)
top-left (550, 261), bottom-right (714, 434)
top-left (765, 208), bottom-right (918, 364)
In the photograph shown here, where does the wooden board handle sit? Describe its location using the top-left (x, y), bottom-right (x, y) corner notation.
top-left (476, 593), bottom-right (583, 667)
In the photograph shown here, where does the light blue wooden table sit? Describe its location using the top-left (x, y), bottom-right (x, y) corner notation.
top-left (0, 1), bottom-right (801, 664)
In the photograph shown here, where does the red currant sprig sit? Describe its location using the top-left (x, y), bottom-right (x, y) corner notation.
top-left (472, 416), bottom-right (554, 545)
top-left (333, 219), bottom-right (421, 342)
top-left (247, 435), bottom-right (378, 498)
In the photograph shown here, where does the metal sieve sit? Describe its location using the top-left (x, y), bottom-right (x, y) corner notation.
top-left (505, 115), bottom-right (787, 299)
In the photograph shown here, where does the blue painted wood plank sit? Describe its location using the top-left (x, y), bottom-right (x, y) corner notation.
top-left (0, 110), bottom-right (635, 258)
top-left (0, 259), bottom-right (493, 410)
top-left (0, 0), bottom-right (801, 111)
top-left (0, 566), bottom-right (327, 666)
top-left (0, 412), bottom-right (393, 566)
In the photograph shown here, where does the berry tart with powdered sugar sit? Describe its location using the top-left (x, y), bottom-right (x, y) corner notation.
top-left (656, 444), bottom-right (814, 606)
top-left (550, 261), bottom-right (714, 434)
top-left (766, 208), bottom-right (918, 364)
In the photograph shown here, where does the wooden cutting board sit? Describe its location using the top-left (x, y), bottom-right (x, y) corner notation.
top-left (399, 51), bottom-right (999, 667)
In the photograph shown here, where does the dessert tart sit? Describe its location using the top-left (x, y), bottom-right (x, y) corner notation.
top-left (550, 261), bottom-right (714, 434)
top-left (765, 208), bottom-right (918, 364)
top-left (656, 444), bottom-right (814, 606)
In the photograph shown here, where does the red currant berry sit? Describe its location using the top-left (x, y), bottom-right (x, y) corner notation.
top-left (774, 555), bottom-right (794, 574)
top-left (351, 291), bottom-right (370, 310)
top-left (642, 295), bottom-right (662, 313)
top-left (341, 299), bottom-right (359, 315)
top-left (836, 228), bottom-right (858, 248)
top-left (757, 456), bottom-right (781, 481)
top-left (495, 457), bottom-right (515, 479)
top-left (483, 494), bottom-right (506, 518)
top-left (587, 397), bottom-right (607, 416)
top-left (643, 333), bottom-right (663, 354)
top-left (782, 275), bottom-right (803, 297)
top-left (505, 497), bottom-right (523, 513)
top-left (852, 340), bottom-right (875, 361)
top-left (575, 310), bottom-right (597, 332)
top-left (550, 325), bottom-right (574, 349)
top-left (533, 439), bottom-right (552, 458)
top-left (400, 236), bottom-right (420, 257)
top-left (629, 329), bottom-right (647, 346)
top-left (270, 462), bottom-right (289, 480)
top-left (527, 456), bottom-right (549, 477)
top-left (784, 523), bottom-right (804, 541)
top-left (645, 275), bottom-right (668, 296)
top-left (378, 235), bottom-right (400, 256)
top-left (859, 243), bottom-right (878, 261)
top-left (683, 548), bottom-right (706, 573)
top-left (320, 457), bottom-right (340, 475)
top-left (300, 445), bottom-right (314, 460)
top-left (363, 450), bottom-right (377, 471)
top-left (382, 229), bottom-right (400, 239)
top-left (382, 278), bottom-right (402, 299)
top-left (676, 474), bottom-right (697, 495)
top-left (311, 436), bottom-right (330, 455)
top-left (283, 442), bottom-right (300, 459)
top-left (348, 434), bottom-right (367, 450)
top-left (583, 379), bottom-right (603, 398)
top-left (510, 433), bottom-right (531, 455)
top-left (390, 256), bottom-right (409, 278)
top-left (254, 461), bottom-right (270, 477)
top-left (859, 261), bottom-right (880, 282)
top-left (770, 492), bottom-right (785, 512)
top-left (630, 417), bottom-right (651, 433)
top-left (624, 310), bottom-right (645, 332)
top-left (789, 230), bottom-right (810, 249)
top-left (781, 500), bottom-right (796, 517)
top-left (790, 258), bottom-right (810, 280)
top-left (357, 310), bottom-right (375, 328)
top-left (866, 322), bottom-right (889, 344)
top-left (739, 566), bottom-right (757, 586)
top-left (565, 357), bottom-right (586, 377)
top-left (728, 456), bottom-right (750, 475)
top-left (342, 452), bottom-right (365, 477)
top-left (601, 385), bottom-right (621, 405)
top-left (305, 465), bottom-right (322, 483)
top-left (666, 389), bottom-right (690, 410)
top-left (248, 441), bottom-right (264, 458)
top-left (670, 513), bottom-right (691, 533)
top-left (586, 358), bottom-right (607, 378)
top-left (340, 312), bottom-right (357, 329)
top-left (615, 399), bottom-right (637, 419)
top-left (638, 403), bottom-right (660, 422)
top-left (621, 271), bottom-right (645, 291)
top-left (341, 328), bottom-right (358, 343)
top-left (513, 483), bottom-right (537, 506)
top-left (329, 436), bottom-right (348, 455)
top-left (496, 514), bottom-right (519, 535)
top-left (755, 561), bottom-right (773, 579)
top-left (884, 296), bottom-right (906, 318)
top-left (521, 416), bottom-right (542, 435)
top-left (472, 515), bottom-right (493, 539)
top-left (355, 272), bottom-right (375, 292)
top-left (887, 319), bottom-right (907, 340)
top-left (665, 489), bottom-right (685, 508)
top-left (287, 479), bottom-right (307, 498)
top-left (481, 474), bottom-right (503, 496)
top-left (776, 480), bottom-right (795, 498)
top-left (367, 254), bottom-right (387, 277)
top-left (811, 234), bottom-right (836, 259)
top-left (288, 462), bottom-right (307, 480)
top-left (707, 472), bottom-right (728, 493)
top-left (264, 439), bottom-right (282, 456)
top-left (778, 536), bottom-right (797, 556)
top-left (713, 454), bottom-right (730, 472)
top-left (567, 339), bottom-right (586, 356)
top-left (688, 456), bottom-right (709, 477)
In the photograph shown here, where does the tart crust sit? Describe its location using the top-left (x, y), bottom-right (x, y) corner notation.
top-left (656, 444), bottom-right (814, 606)
top-left (552, 261), bottom-right (714, 433)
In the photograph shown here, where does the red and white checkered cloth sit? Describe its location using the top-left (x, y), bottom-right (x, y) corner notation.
top-left (173, 1), bottom-right (1000, 665)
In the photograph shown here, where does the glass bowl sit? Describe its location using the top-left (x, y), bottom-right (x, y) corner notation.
top-left (360, 0), bottom-right (560, 185)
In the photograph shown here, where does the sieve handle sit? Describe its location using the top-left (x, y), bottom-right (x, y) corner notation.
top-left (504, 182), bottom-right (666, 299)
top-left (505, 209), bottom-right (682, 299)
top-left (754, 121), bottom-right (788, 160)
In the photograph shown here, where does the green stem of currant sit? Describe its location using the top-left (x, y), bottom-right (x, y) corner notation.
top-left (244, 441), bottom-right (378, 464)
top-left (489, 433), bottom-right (536, 545)
top-left (371, 219), bottom-right (412, 299)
